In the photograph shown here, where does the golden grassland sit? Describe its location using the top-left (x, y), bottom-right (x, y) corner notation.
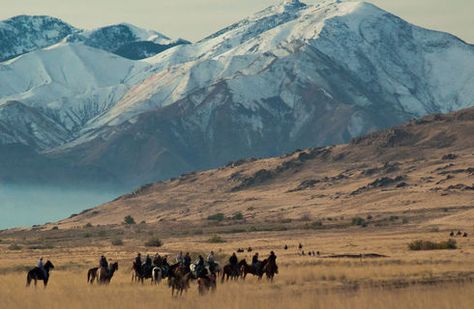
top-left (1, 227), bottom-right (474, 309)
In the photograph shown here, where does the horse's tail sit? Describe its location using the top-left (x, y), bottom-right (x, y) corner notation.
top-left (87, 270), bottom-right (92, 284)
top-left (26, 272), bottom-right (32, 287)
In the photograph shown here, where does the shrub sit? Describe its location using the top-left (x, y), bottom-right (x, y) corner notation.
top-left (83, 233), bottom-right (92, 238)
top-left (123, 215), bottom-right (136, 225)
top-left (97, 230), bottom-right (107, 237)
top-left (308, 221), bottom-right (323, 229)
top-left (408, 239), bottom-right (457, 251)
top-left (367, 214), bottom-right (373, 220)
top-left (352, 217), bottom-right (366, 226)
top-left (84, 223), bottom-right (93, 228)
top-left (207, 213), bottom-right (225, 222)
top-left (232, 212), bottom-right (244, 220)
top-left (402, 218), bottom-right (409, 224)
top-left (111, 239), bottom-right (124, 246)
top-left (208, 235), bottom-right (226, 243)
top-left (8, 244), bottom-right (22, 250)
top-left (144, 237), bottom-right (163, 247)
top-left (51, 226), bottom-right (59, 230)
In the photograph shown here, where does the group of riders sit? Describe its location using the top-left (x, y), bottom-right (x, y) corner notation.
top-left (93, 250), bottom-right (278, 280)
top-left (31, 250), bottom-right (277, 289)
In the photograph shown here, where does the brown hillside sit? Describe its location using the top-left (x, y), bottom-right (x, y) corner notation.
top-left (58, 108), bottom-right (474, 229)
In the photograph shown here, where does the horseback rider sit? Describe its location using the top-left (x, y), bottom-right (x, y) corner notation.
top-left (252, 252), bottom-right (260, 271)
top-left (135, 253), bottom-right (142, 275)
top-left (144, 254), bottom-right (152, 273)
top-left (268, 251), bottom-right (278, 274)
top-left (184, 252), bottom-right (192, 273)
top-left (207, 251), bottom-right (216, 274)
top-left (229, 252), bottom-right (238, 275)
top-left (162, 256), bottom-right (170, 277)
top-left (176, 251), bottom-right (184, 265)
top-left (37, 257), bottom-right (47, 278)
top-left (195, 255), bottom-right (207, 278)
top-left (99, 255), bottom-right (109, 274)
top-left (153, 253), bottom-right (163, 267)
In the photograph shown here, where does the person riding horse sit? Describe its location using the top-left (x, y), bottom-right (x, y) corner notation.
top-left (37, 257), bottom-right (47, 279)
top-left (252, 252), bottom-right (260, 271)
top-left (229, 252), bottom-right (239, 275)
top-left (153, 253), bottom-right (163, 268)
top-left (135, 253), bottom-right (142, 275)
top-left (162, 256), bottom-right (170, 277)
top-left (176, 251), bottom-right (184, 265)
top-left (183, 252), bottom-right (192, 273)
top-left (268, 251), bottom-right (278, 274)
top-left (143, 254), bottom-right (153, 274)
top-left (207, 251), bottom-right (217, 274)
top-left (100, 255), bottom-right (109, 268)
top-left (195, 255), bottom-right (208, 278)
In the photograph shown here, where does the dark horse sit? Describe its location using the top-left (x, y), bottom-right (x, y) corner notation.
top-left (263, 259), bottom-right (278, 281)
top-left (240, 259), bottom-right (267, 280)
top-left (132, 261), bottom-right (155, 283)
top-left (88, 262), bottom-right (119, 285)
top-left (26, 260), bottom-right (55, 287)
top-left (221, 261), bottom-right (242, 283)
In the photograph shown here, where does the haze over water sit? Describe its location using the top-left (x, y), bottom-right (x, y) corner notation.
top-left (0, 186), bottom-right (119, 229)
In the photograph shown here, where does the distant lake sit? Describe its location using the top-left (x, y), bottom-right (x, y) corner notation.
top-left (0, 185), bottom-right (121, 230)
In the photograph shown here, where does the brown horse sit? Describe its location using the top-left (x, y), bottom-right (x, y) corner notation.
top-left (26, 260), bottom-right (54, 288)
top-left (97, 262), bottom-right (119, 284)
top-left (197, 273), bottom-right (217, 295)
top-left (168, 264), bottom-right (191, 296)
top-left (87, 267), bottom-right (99, 284)
top-left (221, 262), bottom-right (241, 283)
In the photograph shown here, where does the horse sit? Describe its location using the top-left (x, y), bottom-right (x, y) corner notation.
top-left (132, 261), bottom-right (154, 283)
top-left (97, 262), bottom-right (119, 284)
top-left (168, 265), bottom-right (191, 296)
top-left (26, 260), bottom-right (55, 287)
top-left (152, 267), bottom-right (162, 285)
top-left (197, 273), bottom-right (217, 295)
top-left (263, 259), bottom-right (278, 281)
top-left (221, 262), bottom-right (241, 283)
top-left (240, 259), bottom-right (266, 280)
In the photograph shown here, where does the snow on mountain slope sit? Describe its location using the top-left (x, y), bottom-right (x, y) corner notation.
top-left (0, 15), bottom-right (77, 62)
top-left (3, 0), bottom-right (474, 188)
top-left (90, 0), bottom-right (474, 130)
top-left (0, 43), bottom-right (150, 145)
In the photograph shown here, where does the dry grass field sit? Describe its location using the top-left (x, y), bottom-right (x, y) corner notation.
top-left (1, 227), bottom-right (474, 309)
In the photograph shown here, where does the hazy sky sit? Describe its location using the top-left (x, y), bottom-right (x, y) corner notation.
top-left (0, 0), bottom-right (472, 43)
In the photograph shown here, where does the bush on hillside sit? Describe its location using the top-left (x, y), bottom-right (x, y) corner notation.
top-left (408, 239), bottom-right (457, 251)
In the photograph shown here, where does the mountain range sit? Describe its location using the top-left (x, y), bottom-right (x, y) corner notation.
top-left (1, 0), bottom-right (474, 190)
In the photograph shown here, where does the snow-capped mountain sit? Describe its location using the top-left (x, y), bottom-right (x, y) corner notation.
top-left (0, 43), bottom-right (150, 145)
top-left (67, 23), bottom-right (190, 60)
top-left (0, 15), bottom-right (77, 62)
top-left (1, 0), bottom-right (474, 188)
top-left (0, 16), bottom-right (188, 62)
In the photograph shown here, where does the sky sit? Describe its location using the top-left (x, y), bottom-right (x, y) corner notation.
top-left (0, 0), bottom-right (472, 43)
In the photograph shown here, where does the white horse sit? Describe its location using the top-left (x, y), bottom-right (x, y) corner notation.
top-left (152, 267), bottom-right (162, 285)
